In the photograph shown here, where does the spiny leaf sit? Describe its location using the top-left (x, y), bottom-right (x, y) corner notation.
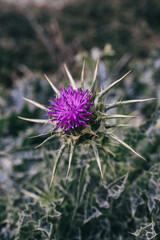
top-left (91, 141), bottom-right (103, 178)
top-left (96, 186), bottom-right (110, 208)
top-left (130, 184), bottom-right (145, 217)
top-left (148, 176), bottom-right (160, 199)
top-left (64, 63), bottom-right (76, 90)
top-left (44, 74), bottom-right (59, 96)
top-left (37, 216), bottom-right (52, 237)
top-left (101, 114), bottom-right (136, 119)
top-left (84, 205), bottom-right (102, 224)
top-left (90, 58), bottom-right (99, 92)
top-left (109, 133), bottom-right (145, 160)
top-left (66, 142), bottom-right (76, 178)
top-left (84, 194), bottom-right (102, 224)
top-left (131, 223), bottom-right (157, 240)
top-left (35, 133), bottom-right (60, 149)
top-left (148, 198), bottom-right (159, 214)
top-left (81, 60), bottom-right (85, 90)
top-left (18, 116), bottom-right (49, 124)
top-left (23, 97), bottom-right (48, 111)
top-left (50, 143), bottom-right (66, 188)
top-left (30, 127), bottom-right (56, 139)
top-left (107, 173), bottom-right (128, 199)
top-left (105, 98), bottom-right (156, 111)
top-left (98, 70), bottom-right (131, 100)
top-left (105, 124), bottom-right (132, 129)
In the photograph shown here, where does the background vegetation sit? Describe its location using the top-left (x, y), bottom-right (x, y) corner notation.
top-left (0, 0), bottom-right (160, 239)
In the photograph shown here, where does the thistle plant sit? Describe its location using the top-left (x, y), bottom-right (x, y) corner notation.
top-left (19, 60), bottom-right (154, 187)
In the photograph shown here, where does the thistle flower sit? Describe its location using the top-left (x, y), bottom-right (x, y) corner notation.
top-left (47, 85), bottom-right (94, 132)
top-left (19, 60), bottom-right (155, 187)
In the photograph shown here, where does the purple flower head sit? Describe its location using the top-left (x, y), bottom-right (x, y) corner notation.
top-left (47, 85), bottom-right (94, 131)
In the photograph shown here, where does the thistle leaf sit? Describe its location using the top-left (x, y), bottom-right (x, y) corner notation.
top-left (101, 114), bottom-right (136, 119)
top-left (107, 173), bottom-right (128, 199)
top-left (105, 98), bottom-right (156, 111)
top-left (84, 205), bottom-right (102, 224)
top-left (90, 58), bottom-right (99, 92)
top-left (44, 74), bottom-right (59, 96)
top-left (84, 194), bottom-right (102, 224)
top-left (50, 143), bottom-right (66, 188)
top-left (81, 60), bottom-right (85, 90)
top-left (91, 141), bottom-right (103, 178)
top-left (109, 133), bottom-right (145, 160)
top-left (30, 127), bottom-right (56, 139)
top-left (105, 124), bottom-right (132, 129)
top-left (131, 223), bottom-right (157, 239)
top-left (130, 185), bottom-right (145, 217)
top-left (23, 97), bottom-right (48, 111)
top-left (37, 217), bottom-right (52, 238)
top-left (18, 116), bottom-right (49, 123)
top-left (64, 63), bottom-right (76, 90)
top-left (98, 70), bottom-right (131, 100)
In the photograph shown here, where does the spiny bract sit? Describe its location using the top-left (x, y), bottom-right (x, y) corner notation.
top-left (19, 60), bottom-right (154, 187)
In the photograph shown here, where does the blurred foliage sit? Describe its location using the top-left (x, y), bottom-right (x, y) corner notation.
top-left (0, 0), bottom-right (160, 239)
top-left (0, 48), bottom-right (160, 239)
top-left (0, 0), bottom-right (160, 86)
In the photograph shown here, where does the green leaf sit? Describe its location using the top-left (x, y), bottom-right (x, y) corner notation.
top-left (96, 186), bottom-right (110, 209)
top-left (37, 216), bottom-right (52, 237)
top-left (130, 185), bottom-right (145, 217)
top-left (131, 223), bottom-right (157, 240)
top-left (107, 173), bottom-right (128, 199)
top-left (148, 198), bottom-right (159, 214)
top-left (84, 195), bottom-right (102, 224)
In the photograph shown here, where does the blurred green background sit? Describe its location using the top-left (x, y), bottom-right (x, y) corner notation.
top-left (0, 0), bottom-right (160, 87)
top-left (0, 0), bottom-right (160, 239)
